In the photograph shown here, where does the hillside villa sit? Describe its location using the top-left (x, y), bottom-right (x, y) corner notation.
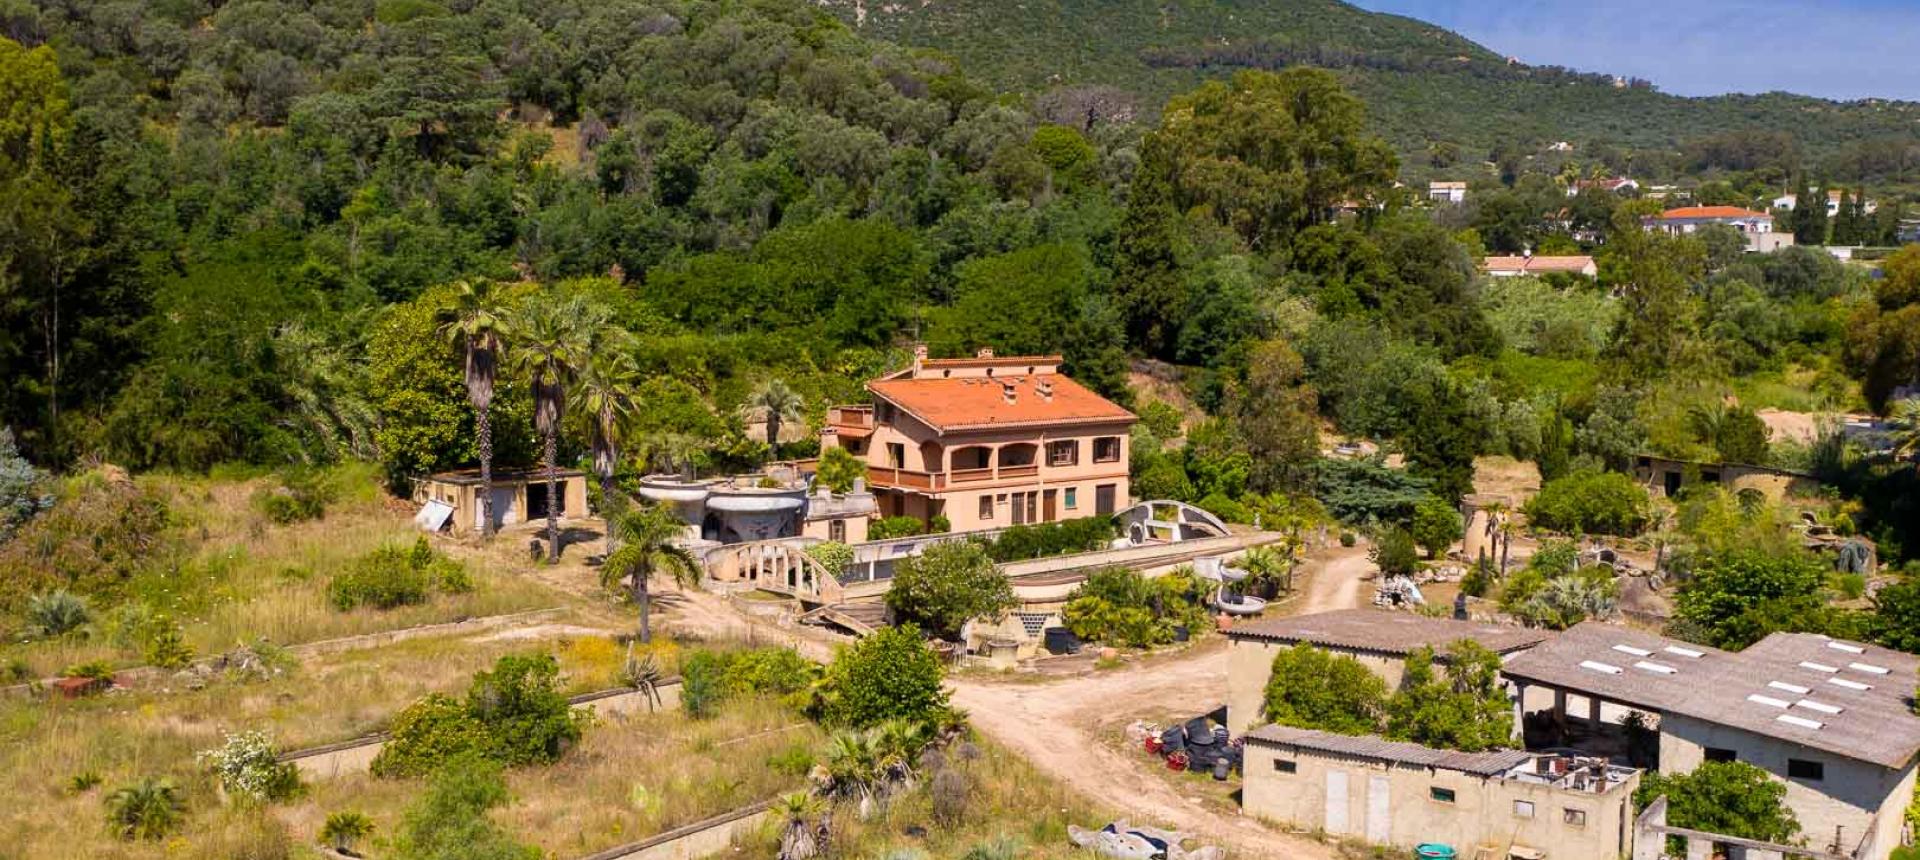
top-left (1481, 254), bottom-right (1597, 278)
top-left (821, 347), bottom-right (1135, 534)
top-left (1648, 206), bottom-right (1795, 252)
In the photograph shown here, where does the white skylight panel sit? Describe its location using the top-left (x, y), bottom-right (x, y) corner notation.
top-left (1612, 645), bottom-right (1653, 657)
top-left (1664, 646), bottom-right (1704, 658)
top-left (1798, 661), bottom-right (1839, 673)
top-left (1826, 641), bottom-right (1866, 654)
top-left (1767, 681), bottom-right (1811, 695)
top-left (1634, 661), bottom-right (1677, 675)
top-left (1776, 714), bottom-right (1824, 730)
top-left (1827, 677), bottom-right (1872, 691)
top-left (1579, 660), bottom-right (1623, 675)
top-left (1794, 699), bottom-right (1843, 715)
top-left (1746, 694), bottom-right (1790, 708)
top-left (1847, 662), bottom-right (1889, 675)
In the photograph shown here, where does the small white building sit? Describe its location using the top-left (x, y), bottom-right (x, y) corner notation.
top-left (1774, 190), bottom-right (1876, 217)
top-left (1567, 176), bottom-right (1637, 197)
top-left (1648, 206), bottom-right (1794, 252)
top-left (1428, 181), bottom-right (1468, 204)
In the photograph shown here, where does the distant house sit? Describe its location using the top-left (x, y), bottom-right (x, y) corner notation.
top-left (1648, 206), bottom-right (1794, 252)
top-left (1566, 176), bottom-right (1637, 197)
top-left (1428, 181), bottom-right (1468, 204)
top-left (1481, 255), bottom-right (1597, 278)
top-left (1774, 190), bottom-right (1876, 217)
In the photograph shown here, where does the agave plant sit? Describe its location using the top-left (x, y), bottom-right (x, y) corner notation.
top-left (24, 589), bottom-right (91, 639)
top-left (104, 777), bottom-right (186, 840)
top-left (619, 645), bottom-right (665, 711)
top-left (320, 810), bottom-right (375, 856)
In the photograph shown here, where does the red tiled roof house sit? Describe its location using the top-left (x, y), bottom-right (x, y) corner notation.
top-left (821, 347), bottom-right (1135, 534)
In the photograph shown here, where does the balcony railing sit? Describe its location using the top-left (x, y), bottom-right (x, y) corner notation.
top-left (866, 463), bottom-right (1067, 491)
top-left (997, 464), bottom-right (1039, 479)
top-left (948, 467), bottom-right (994, 484)
top-left (867, 465), bottom-right (945, 491)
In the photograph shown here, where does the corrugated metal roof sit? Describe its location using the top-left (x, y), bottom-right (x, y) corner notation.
top-left (1246, 725), bottom-right (1535, 777)
top-left (1226, 609), bottom-right (1550, 656)
top-left (1502, 623), bottom-right (1920, 770)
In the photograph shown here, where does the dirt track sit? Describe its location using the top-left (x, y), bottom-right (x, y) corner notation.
top-left (945, 543), bottom-right (1377, 859)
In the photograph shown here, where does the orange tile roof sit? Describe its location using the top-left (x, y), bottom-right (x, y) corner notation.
top-left (868, 373), bottom-right (1135, 432)
top-left (1659, 206), bottom-right (1770, 220)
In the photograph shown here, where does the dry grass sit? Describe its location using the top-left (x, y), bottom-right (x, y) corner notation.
top-left (2, 467), bottom-right (560, 678)
top-left (0, 623), bottom-right (635, 859)
top-left (758, 734), bottom-right (1112, 860)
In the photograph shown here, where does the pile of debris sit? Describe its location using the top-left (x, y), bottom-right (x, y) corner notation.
top-left (1069, 821), bottom-right (1225, 860)
top-left (1128, 713), bottom-right (1242, 780)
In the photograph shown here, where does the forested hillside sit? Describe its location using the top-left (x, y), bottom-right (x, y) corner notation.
top-left (817, 0), bottom-right (1920, 183)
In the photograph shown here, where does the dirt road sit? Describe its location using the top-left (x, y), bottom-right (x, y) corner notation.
top-left (1290, 541), bottom-right (1374, 615)
top-left (950, 647), bottom-right (1334, 859)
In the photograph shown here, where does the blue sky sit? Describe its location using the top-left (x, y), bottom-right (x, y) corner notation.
top-left (1348, 0), bottom-right (1920, 101)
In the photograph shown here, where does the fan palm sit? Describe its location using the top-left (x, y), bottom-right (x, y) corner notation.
top-left (511, 294), bottom-right (594, 562)
top-left (104, 777), bottom-right (186, 840)
top-left (599, 504), bottom-right (701, 643)
top-left (1890, 398), bottom-right (1920, 460)
top-left (574, 330), bottom-right (639, 550)
top-left (437, 279), bottom-right (512, 538)
top-left (772, 791), bottom-right (828, 860)
top-left (742, 378), bottom-right (805, 457)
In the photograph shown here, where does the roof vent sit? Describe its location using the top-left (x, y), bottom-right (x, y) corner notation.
top-left (1664, 646), bottom-right (1704, 659)
top-left (1634, 661), bottom-right (1677, 675)
top-left (1746, 694), bottom-right (1790, 708)
top-left (1036, 380), bottom-right (1054, 402)
top-left (1768, 681), bottom-right (1811, 695)
top-left (1612, 645), bottom-right (1652, 657)
top-left (1798, 661), bottom-right (1839, 673)
top-left (976, 347), bottom-right (994, 359)
top-left (1794, 699), bottom-right (1843, 715)
top-left (1827, 641), bottom-right (1866, 655)
top-left (1847, 662), bottom-right (1889, 675)
top-left (1579, 660), bottom-right (1623, 675)
top-left (1827, 677), bottom-right (1873, 691)
top-left (1001, 380), bottom-right (1017, 404)
top-left (1775, 714), bottom-right (1824, 730)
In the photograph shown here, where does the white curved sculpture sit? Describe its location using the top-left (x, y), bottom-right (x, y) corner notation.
top-left (1214, 593), bottom-right (1267, 615)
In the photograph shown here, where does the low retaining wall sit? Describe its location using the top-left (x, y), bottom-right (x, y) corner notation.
top-left (578, 801), bottom-right (771, 860)
top-left (282, 679), bottom-right (683, 780)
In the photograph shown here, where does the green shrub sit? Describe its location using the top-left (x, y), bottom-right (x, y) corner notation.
top-left (885, 541), bottom-right (1016, 640)
top-left (466, 654), bottom-right (584, 767)
top-left (1139, 400), bottom-right (1185, 440)
top-left (389, 757), bottom-right (538, 859)
top-left (103, 777), bottom-right (187, 840)
top-left (1339, 531), bottom-right (1357, 547)
top-left (982, 518), bottom-right (1117, 562)
top-left (328, 538), bottom-right (471, 611)
top-left (868, 516), bottom-right (927, 541)
top-left (328, 546), bottom-right (429, 611)
top-left (141, 614), bottom-right (195, 669)
top-left (372, 694), bottom-right (490, 779)
top-left (681, 647), bottom-right (823, 718)
top-left (1059, 567), bottom-right (1208, 647)
top-left (67, 771), bottom-right (103, 793)
top-left (816, 446), bottom-right (866, 494)
top-left (23, 589), bottom-right (92, 639)
top-left (815, 625), bottom-right (948, 729)
top-left (62, 660), bottom-right (114, 681)
top-left (1523, 469), bottom-right (1651, 536)
top-left (805, 541), bottom-right (854, 577)
top-left (766, 743), bottom-right (815, 777)
top-left (250, 468), bottom-right (336, 525)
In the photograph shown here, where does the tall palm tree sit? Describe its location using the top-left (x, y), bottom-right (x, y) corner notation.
top-left (574, 328), bottom-right (638, 549)
top-left (599, 504), bottom-right (701, 643)
top-left (511, 293), bottom-right (592, 562)
top-left (741, 378), bottom-right (805, 457)
top-left (438, 279), bottom-right (512, 538)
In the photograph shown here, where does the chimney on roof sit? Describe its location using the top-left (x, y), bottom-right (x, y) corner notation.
top-left (1037, 379), bottom-right (1054, 401)
top-left (976, 347), bottom-right (994, 359)
top-left (1001, 380), bottom-right (1017, 404)
top-left (912, 343), bottom-right (928, 369)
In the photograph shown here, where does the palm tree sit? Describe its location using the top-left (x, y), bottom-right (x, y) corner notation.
top-left (438, 279), bottom-right (512, 538)
top-left (511, 294), bottom-right (593, 562)
top-left (634, 430), bottom-right (700, 478)
top-left (104, 777), bottom-right (186, 840)
top-left (574, 330), bottom-right (638, 550)
top-left (1481, 500), bottom-right (1512, 577)
top-left (599, 504), bottom-right (701, 643)
top-left (772, 791), bottom-right (829, 860)
top-left (1890, 398), bottom-right (1920, 461)
top-left (741, 378), bottom-right (805, 457)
